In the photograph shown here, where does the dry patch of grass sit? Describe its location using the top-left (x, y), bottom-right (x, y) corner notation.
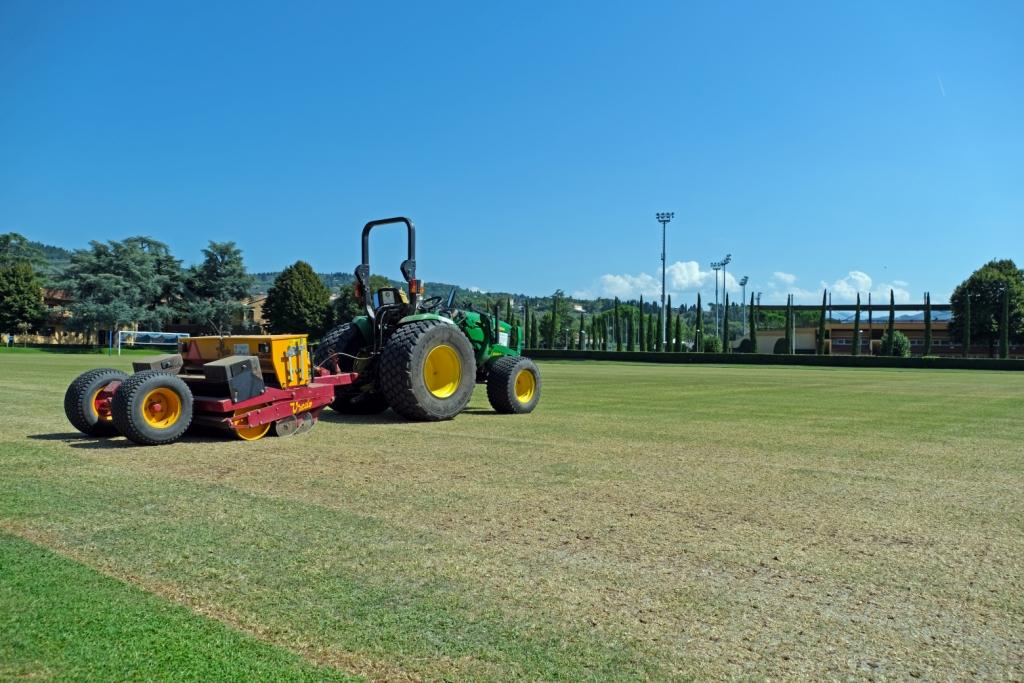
top-left (1, 354), bottom-right (1022, 680)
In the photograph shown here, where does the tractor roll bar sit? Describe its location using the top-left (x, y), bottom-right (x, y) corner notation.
top-left (355, 216), bottom-right (418, 321)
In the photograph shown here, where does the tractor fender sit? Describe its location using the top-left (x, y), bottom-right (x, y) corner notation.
top-left (398, 313), bottom-right (456, 326)
top-left (351, 315), bottom-right (373, 342)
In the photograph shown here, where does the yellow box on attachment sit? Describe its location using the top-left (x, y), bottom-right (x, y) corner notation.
top-left (180, 335), bottom-right (311, 388)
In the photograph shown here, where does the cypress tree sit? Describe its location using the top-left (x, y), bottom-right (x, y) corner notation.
top-left (626, 309), bottom-right (635, 352)
top-left (531, 314), bottom-right (539, 350)
top-left (505, 298), bottom-right (511, 323)
top-left (923, 292), bottom-right (932, 356)
top-left (549, 293), bottom-right (559, 348)
top-left (655, 307), bottom-right (663, 352)
top-left (638, 295), bottom-right (646, 351)
top-left (695, 293), bottom-right (703, 353)
top-left (579, 310), bottom-right (586, 350)
top-left (749, 292), bottom-right (757, 353)
top-left (783, 295), bottom-right (792, 354)
top-left (852, 293), bottom-right (862, 356)
top-left (666, 295), bottom-right (673, 352)
top-left (674, 314), bottom-right (683, 352)
top-left (721, 293), bottom-right (730, 353)
top-left (962, 290), bottom-right (971, 357)
top-left (614, 297), bottom-right (622, 351)
top-left (816, 289), bottom-right (827, 355)
top-left (646, 313), bottom-right (655, 351)
top-left (884, 289), bottom-right (896, 356)
top-left (1000, 287), bottom-right (1010, 359)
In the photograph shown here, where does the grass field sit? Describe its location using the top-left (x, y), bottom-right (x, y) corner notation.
top-left (1, 354), bottom-right (1022, 681)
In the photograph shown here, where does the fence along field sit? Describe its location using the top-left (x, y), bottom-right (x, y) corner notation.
top-left (1, 354), bottom-right (1022, 680)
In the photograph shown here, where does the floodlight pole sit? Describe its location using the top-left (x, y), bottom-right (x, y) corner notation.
top-left (656, 212), bottom-right (674, 348)
top-left (720, 254), bottom-right (732, 339)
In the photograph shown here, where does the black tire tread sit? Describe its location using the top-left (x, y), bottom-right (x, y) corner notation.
top-left (314, 322), bottom-right (389, 414)
top-left (379, 321), bottom-right (475, 421)
top-left (63, 368), bottom-right (128, 436)
top-left (486, 355), bottom-right (541, 414)
top-left (111, 371), bottom-right (194, 446)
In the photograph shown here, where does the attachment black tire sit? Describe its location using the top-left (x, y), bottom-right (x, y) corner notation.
top-left (379, 321), bottom-right (476, 421)
top-left (111, 371), bottom-right (194, 446)
top-left (486, 356), bottom-right (541, 414)
top-left (315, 322), bottom-right (389, 414)
top-left (64, 368), bottom-right (129, 436)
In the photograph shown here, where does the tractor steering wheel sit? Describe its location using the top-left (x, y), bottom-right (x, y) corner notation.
top-left (419, 295), bottom-right (444, 312)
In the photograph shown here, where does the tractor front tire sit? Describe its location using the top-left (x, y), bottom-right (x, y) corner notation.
top-left (111, 371), bottom-right (193, 446)
top-left (64, 368), bottom-right (128, 436)
top-left (315, 322), bottom-right (389, 415)
top-left (486, 356), bottom-right (541, 414)
top-left (379, 321), bottom-right (476, 421)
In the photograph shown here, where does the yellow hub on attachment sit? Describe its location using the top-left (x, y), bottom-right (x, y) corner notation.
top-left (514, 368), bottom-right (535, 404)
top-left (141, 388), bottom-right (182, 429)
top-left (233, 409), bottom-right (271, 441)
top-left (423, 344), bottom-right (461, 398)
top-left (91, 387), bottom-right (113, 421)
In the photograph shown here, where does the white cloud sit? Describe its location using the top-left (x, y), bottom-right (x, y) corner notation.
top-left (773, 271), bottom-right (797, 285)
top-left (578, 260), bottom-right (743, 301)
top-left (822, 271), bottom-right (912, 303)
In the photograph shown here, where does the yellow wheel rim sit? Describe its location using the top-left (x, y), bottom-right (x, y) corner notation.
top-left (423, 344), bottom-right (461, 398)
top-left (141, 387), bottom-right (182, 429)
top-left (91, 387), bottom-right (113, 421)
top-left (233, 409), bottom-right (271, 441)
top-left (514, 368), bottom-right (535, 404)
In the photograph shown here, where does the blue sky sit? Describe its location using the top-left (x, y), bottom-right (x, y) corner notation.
top-left (1, 1), bottom-right (1021, 304)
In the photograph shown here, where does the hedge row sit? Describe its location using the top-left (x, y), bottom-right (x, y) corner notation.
top-left (524, 349), bottom-right (1024, 371)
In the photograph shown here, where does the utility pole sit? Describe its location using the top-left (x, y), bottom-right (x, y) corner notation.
top-left (656, 212), bottom-right (674, 349)
top-left (711, 261), bottom-right (721, 339)
top-left (739, 276), bottom-right (749, 336)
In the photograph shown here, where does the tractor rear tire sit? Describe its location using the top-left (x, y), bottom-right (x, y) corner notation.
top-left (315, 322), bottom-right (389, 414)
top-left (486, 356), bottom-right (541, 414)
top-left (64, 368), bottom-right (128, 436)
top-left (379, 321), bottom-right (476, 421)
top-left (111, 371), bottom-right (193, 446)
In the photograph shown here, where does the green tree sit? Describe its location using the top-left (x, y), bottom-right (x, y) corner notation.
top-left (64, 237), bottom-right (184, 335)
top-left (0, 233), bottom-right (46, 270)
top-left (815, 290), bottom-right (827, 354)
top-left (1000, 287), bottom-right (1010, 359)
top-left (183, 241), bottom-right (254, 335)
top-left (923, 292), bottom-right (932, 356)
top-left (638, 295), bottom-right (646, 351)
top-left (748, 293), bottom-right (757, 353)
top-left (883, 289), bottom-right (896, 356)
top-left (654, 307), bottom-right (662, 352)
top-left (579, 310), bottom-right (586, 349)
top-left (852, 293), bottom-right (862, 357)
top-left (264, 261), bottom-right (331, 337)
top-left (881, 330), bottom-right (911, 357)
top-left (703, 335), bottom-right (722, 353)
top-left (0, 261), bottom-right (46, 334)
top-left (722, 293), bottom-right (730, 353)
top-left (665, 295), bottom-right (673, 352)
top-left (784, 295), bottom-right (793, 354)
top-left (531, 314), bottom-right (540, 350)
top-left (950, 259), bottom-right (1024, 357)
top-left (673, 314), bottom-right (683, 352)
top-left (962, 291), bottom-right (971, 357)
top-left (694, 293), bottom-right (703, 353)
top-left (613, 297), bottom-right (622, 352)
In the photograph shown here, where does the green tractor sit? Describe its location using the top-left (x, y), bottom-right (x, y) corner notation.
top-left (313, 217), bottom-right (540, 421)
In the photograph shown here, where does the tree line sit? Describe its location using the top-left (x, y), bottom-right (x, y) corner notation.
top-left (2, 231), bottom-right (1021, 358)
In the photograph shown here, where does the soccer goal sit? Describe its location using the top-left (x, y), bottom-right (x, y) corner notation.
top-left (116, 330), bottom-right (190, 355)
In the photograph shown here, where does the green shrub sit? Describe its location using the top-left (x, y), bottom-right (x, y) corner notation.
top-left (881, 330), bottom-right (911, 357)
top-left (702, 336), bottom-right (723, 353)
top-left (773, 337), bottom-right (788, 354)
top-left (736, 338), bottom-right (754, 353)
